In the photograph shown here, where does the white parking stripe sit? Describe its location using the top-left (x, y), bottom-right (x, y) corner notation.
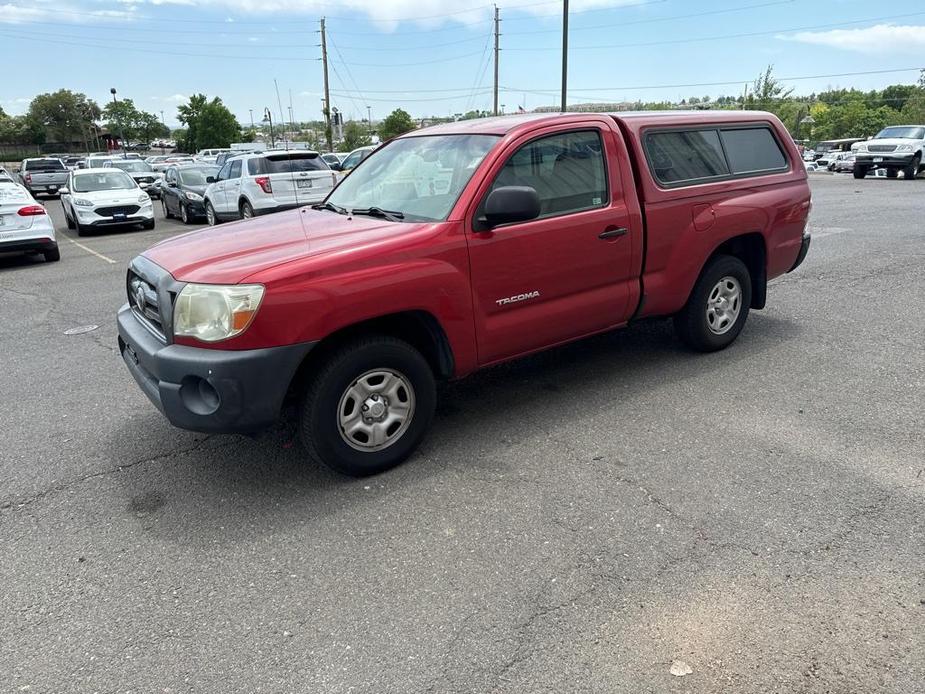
top-left (66, 238), bottom-right (117, 264)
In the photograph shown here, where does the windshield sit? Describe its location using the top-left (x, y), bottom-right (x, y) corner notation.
top-left (178, 167), bottom-right (219, 186)
top-left (72, 171), bottom-right (136, 192)
top-left (111, 160), bottom-right (153, 173)
top-left (327, 135), bottom-right (498, 222)
top-left (875, 126), bottom-right (925, 140)
top-left (248, 153), bottom-right (328, 174)
top-left (88, 158), bottom-right (112, 168)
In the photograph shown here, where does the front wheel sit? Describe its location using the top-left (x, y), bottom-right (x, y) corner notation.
top-left (44, 246), bottom-right (60, 262)
top-left (299, 337), bottom-right (436, 476)
top-left (853, 166), bottom-right (868, 179)
top-left (674, 254), bottom-right (752, 352)
top-left (904, 155), bottom-right (920, 180)
top-left (64, 204), bottom-right (75, 229)
top-left (180, 203), bottom-right (191, 224)
top-left (205, 201), bottom-right (219, 226)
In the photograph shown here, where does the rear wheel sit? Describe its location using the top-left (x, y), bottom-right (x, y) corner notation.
top-left (886, 169), bottom-right (899, 179)
top-left (205, 201), bottom-right (219, 226)
top-left (904, 155), bottom-right (920, 180)
top-left (674, 254), bottom-right (752, 352)
top-left (299, 336), bottom-right (436, 476)
top-left (239, 200), bottom-right (255, 220)
top-left (43, 246), bottom-right (60, 262)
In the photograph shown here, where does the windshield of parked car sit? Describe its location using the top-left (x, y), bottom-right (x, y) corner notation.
top-left (327, 135), bottom-right (498, 222)
top-left (87, 158), bottom-right (113, 168)
top-left (110, 160), bottom-right (153, 173)
top-left (72, 171), bottom-right (136, 192)
top-left (25, 159), bottom-right (65, 172)
top-left (874, 126), bottom-right (925, 140)
top-left (178, 167), bottom-right (219, 186)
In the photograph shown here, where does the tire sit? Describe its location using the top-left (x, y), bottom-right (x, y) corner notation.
top-left (64, 205), bottom-right (75, 229)
top-left (239, 199), bottom-right (255, 220)
top-left (75, 220), bottom-right (87, 237)
top-left (904, 155), bottom-right (920, 180)
top-left (162, 198), bottom-right (172, 219)
top-left (205, 200), bottom-right (219, 226)
top-left (886, 169), bottom-right (898, 179)
top-left (43, 246), bottom-right (60, 262)
top-left (673, 254), bottom-right (752, 352)
top-left (853, 166), bottom-right (868, 179)
top-left (142, 219), bottom-right (155, 230)
top-left (299, 336), bottom-right (437, 477)
top-left (180, 203), bottom-right (191, 224)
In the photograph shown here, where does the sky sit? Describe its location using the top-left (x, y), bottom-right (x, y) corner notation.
top-left (1, 0), bottom-right (924, 127)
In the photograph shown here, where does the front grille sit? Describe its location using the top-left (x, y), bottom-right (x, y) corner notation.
top-left (868, 144), bottom-right (897, 153)
top-left (97, 205), bottom-right (140, 217)
top-left (128, 271), bottom-right (165, 340)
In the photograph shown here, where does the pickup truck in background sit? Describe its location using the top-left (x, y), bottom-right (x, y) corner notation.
top-left (853, 124), bottom-right (925, 179)
top-left (117, 111), bottom-right (812, 476)
top-left (18, 158), bottom-right (70, 198)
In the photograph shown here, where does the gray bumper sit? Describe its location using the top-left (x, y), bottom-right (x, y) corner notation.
top-left (117, 304), bottom-right (315, 434)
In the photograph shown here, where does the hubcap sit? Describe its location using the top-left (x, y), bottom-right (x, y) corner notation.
top-left (337, 369), bottom-right (415, 452)
top-left (243, 206), bottom-right (252, 218)
top-left (207, 206), bottom-right (214, 225)
top-left (706, 276), bottom-right (742, 335)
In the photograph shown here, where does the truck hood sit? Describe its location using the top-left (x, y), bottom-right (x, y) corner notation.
top-left (142, 208), bottom-right (424, 284)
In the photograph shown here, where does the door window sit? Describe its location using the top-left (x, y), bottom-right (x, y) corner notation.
top-left (487, 130), bottom-right (608, 218)
top-left (228, 160), bottom-right (242, 179)
top-left (216, 163), bottom-right (231, 181)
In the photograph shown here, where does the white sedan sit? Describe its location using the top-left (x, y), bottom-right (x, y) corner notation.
top-left (61, 169), bottom-right (155, 236)
top-left (0, 179), bottom-right (59, 262)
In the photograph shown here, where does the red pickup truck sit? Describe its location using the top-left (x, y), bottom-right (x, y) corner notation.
top-left (118, 111), bottom-right (811, 475)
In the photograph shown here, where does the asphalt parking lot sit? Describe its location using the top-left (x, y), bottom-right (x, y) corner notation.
top-left (1, 175), bottom-right (923, 693)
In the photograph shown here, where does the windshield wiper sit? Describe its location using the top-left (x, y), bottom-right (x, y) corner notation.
top-left (349, 206), bottom-right (405, 222)
top-left (311, 201), bottom-right (348, 215)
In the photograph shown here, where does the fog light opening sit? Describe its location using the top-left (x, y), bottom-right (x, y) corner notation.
top-left (179, 376), bottom-right (221, 416)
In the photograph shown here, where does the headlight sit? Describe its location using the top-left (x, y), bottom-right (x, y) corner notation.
top-left (896, 144), bottom-right (913, 152)
top-left (856, 144), bottom-right (867, 152)
top-left (138, 193), bottom-right (151, 204)
top-left (185, 191), bottom-right (204, 202)
top-left (174, 283), bottom-right (265, 342)
top-left (73, 197), bottom-right (93, 207)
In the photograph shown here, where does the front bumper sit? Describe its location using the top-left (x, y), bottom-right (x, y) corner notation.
top-left (76, 205), bottom-right (154, 227)
top-left (117, 304), bottom-right (316, 434)
top-left (788, 232), bottom-right (811, 273)
top-left (856, 153), bottom-right (915, 167)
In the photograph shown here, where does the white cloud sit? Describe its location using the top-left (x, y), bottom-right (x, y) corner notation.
top-left (779, 24), bottom-right (925, 54)
top-left (0, 2), bottom-right (137, 24)
top-left (151, 93), bottom-right (188, 103)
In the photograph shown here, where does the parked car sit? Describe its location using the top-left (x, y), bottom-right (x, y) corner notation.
top-left (802, 149), bottom-right (816, 162)
top-left (0, 166), bottom-right (15, 183)
top-left (195, 148), bottom-right (232, 164)
top-left (0, 179), bottom-right (59, 262)
top-left (832, 153), bottom-right (857, 173)
top-left (63, 156), bottom-right (84, 171)
top-left (804, 161), bottom-right (818, 172)
top-left (825, 152), bottom-right (851, 172)
top-left (161, 164), bottom-right (219, 224)
top-left (202, 150), bottom-right (336, 224)
top-left (321, 153), bottom-right (348, 170)
top-left (17, 158), bottom-right (69, 198)
top-left (61, 168), bottom-right (155, 236)
top-left (338, 145), bottom-right (375, 175)
top-left (151, 155), bottom-right (194, 173)
top-left (104, 159), bottom-right (163, 198)
top-left (83, 155), bottom-right (116, 170)
top-left (146, 155), bottom-right (171, 167)
top-left (853, 124), bottom-right (925, 179)
top-left (117, 111), bottom-right (811, 476)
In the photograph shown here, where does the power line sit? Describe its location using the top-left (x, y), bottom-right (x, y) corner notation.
top-left (331, 91), bottom-right (494, 103)
top-left (505, 11), bottom-right (925, 51)
top-left (329, 51), bottom-right (487, 68)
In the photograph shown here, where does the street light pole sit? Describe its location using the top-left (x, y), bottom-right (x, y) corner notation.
top-left (560, 0), bottom-right (569, 113)
top-left (249, 109), bottom-right (255, 129)
top-left (160, 110), bottom-right (166, 154)
top-left (110, 87), bottom-right (128, 158)
top-left (367, 105), bottom-right (372, 136)
top-left (263, 107), bottom-right (275, 148)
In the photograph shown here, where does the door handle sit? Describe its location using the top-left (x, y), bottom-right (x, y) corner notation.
top-left (598, 226), bottom-right (628, 240)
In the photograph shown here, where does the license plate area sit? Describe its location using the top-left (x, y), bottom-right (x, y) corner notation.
top-left (113, 213), bottom-right (127, 221)
top-left (873, 157), bottom-right (883, 163)
top-left (296, 179), bottom-right (313, 189)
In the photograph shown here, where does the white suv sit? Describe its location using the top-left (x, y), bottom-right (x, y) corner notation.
top-left (61, 168), bottom-right (155, 236)
top-left (854, 125), bottom-right (925, 179)
top-left (203, 150), bottom-right (337, 225)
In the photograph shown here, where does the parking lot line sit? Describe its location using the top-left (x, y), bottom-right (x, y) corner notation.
top-left (66, 237), bottom-right (117, 265)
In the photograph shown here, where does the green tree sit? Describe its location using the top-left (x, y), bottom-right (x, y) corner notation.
top-left (176, 94), bottom-right (240, 151)
top-left (378, 108), bottom-right (415, 141)
top-left (341, 120), bottom-right (372, 151)
top-left (102, 98), bottom-right (143, 143)
top-left (27, 89), bottom-right (100, 143)
top-left (900, 70), bottom-right (925, 124)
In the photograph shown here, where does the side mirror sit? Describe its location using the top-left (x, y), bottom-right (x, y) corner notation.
top-left (329, 163), bottom-right (342, 171)
top-left (59, 187), bottom-right (69, 195)
top-left (206, 176), bottom-right (215, 184)
top-left (482, 186), bottom-right (541, 228)
top-left (78, 162), bottom-right (86, 169)
top-left (167, 181), bottom-right (178, 188)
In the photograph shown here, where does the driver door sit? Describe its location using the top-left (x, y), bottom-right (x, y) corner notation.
top-left (466, 124), bottom-right (639, 365)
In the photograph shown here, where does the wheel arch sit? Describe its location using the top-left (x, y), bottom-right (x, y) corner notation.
top-left (286, 310), bottom-right (455, 402)
top-left (707, 232), bottom-right (767, 309)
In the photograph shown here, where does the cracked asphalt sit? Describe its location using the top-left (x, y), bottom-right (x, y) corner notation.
top-left (1, 175), bottom-right (923, 693)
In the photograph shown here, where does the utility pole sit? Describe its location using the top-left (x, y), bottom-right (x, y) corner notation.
top-left (249, 109), bottom-right (255, 129)
top-left (560, 0), bottom-right (569, 112)
top-left (160, 110), bottom-right (166, 154)
top-left (366, 105), bottom-right (372, 135)
top-left (320, 17), bottom-right (332, 152)
top-left (493, 5), bottom-right (500, 116)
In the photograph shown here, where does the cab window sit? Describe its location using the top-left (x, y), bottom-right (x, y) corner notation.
top-left (488, 130), bottom-right (608, 218)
